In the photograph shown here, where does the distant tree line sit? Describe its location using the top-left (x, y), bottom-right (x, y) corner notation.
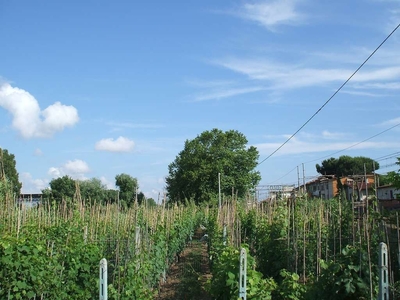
top-left (42, 174), bottom-right (156, 208)
top-left (2, 136), bottom-right (400, 208)
top-left (0, 148), bottom-right (21, 197)
top-left (316, 155), bottom-right (379, 177)
top-left (0, 147), bottom-right (156, 207)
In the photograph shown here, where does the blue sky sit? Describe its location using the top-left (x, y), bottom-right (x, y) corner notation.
top-left (1, 0), bottom-right (399, 201)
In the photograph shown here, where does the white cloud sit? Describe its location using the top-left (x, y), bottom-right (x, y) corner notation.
top-left (34, 148), bottom-right (43, 156)
top-left (238, 0), bottom-right (303, 30)
top-left (20, 172), bottom-right (49, 194)
top-left (0, 83), bottom-right (79, 138)
top-left (213, 58), bottom-right (400, 90)
top-left (105, 122), bottom-right (165, 131)
top-left (48, 159), bottom-right (90, 180)
top-left (353, 82), bottom-right (400, 90)
top-left (255, 137), bottom-right (400, 156)
top-left (339, 90), bottom-right (386, 97)
top-left (186, 78), bottom-right (268, 102)
top-left (48, 167), bottom-right (62, 178)
top-left (354, 66), bottom-right (400, 82)
top-left (321, 130), bottom-right (347, 140)
top-left (100, 176), bottom-right (115, 189)
top-left (64, 159), bottom-right (90, 174)
top-left (95, 136), bottom-right (135, 152)
top-left (192, 86), bottom-right (266, 102)
top-left (377, 117), bottom-right (400, 127)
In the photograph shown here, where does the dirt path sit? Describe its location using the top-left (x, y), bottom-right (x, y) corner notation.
top-left (157, 229), bottom-right (212, 300)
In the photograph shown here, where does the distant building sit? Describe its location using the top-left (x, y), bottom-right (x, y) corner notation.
top-left (257, 185), bottom-right (295, 202)
top-left (305, 175), bottom-right (375, 201)
top-left (17, 193), bottom-right (42, 208)
top-left (377, 184), bottom-right (400, 210)
top-left (377, 185), bottom-right (400, 200)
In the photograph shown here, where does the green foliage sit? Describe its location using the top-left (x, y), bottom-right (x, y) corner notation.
top-left (205, 209), bottom-right (276, 299)
top-left (45, 175), bottom-right (76, 202)
top-left (107, 205), bottom-right (199, 299)
top-left (78, 178), bottom-right (118, 204)
top-left (385, 158), bottom-right (400, 189)
top-left (273, 269), bottom-right (306, 300)
top-left (240, 208), bottom-right (257, 248)
top-left (390, 280), bottom-right (400, 299)
top-left (166, 128), bottom-right (261, 204)
top-left (0, 222), bottom-right (100, 299)
top-left (0, 201), bottom-right (200, 299)
top-left (145, 197), bottom-right (157, 207)
top-left (316, 155), bottom-right (379, 177)
top-left (108, 258), bottom-right (157, 300)
top-left (0, 180), bottom-right (10, 202)
top-left (307, 245), bottom-right (373, 300)
top-left (254, 205), bottom-right (290, 279)
top-left (0, 148), bottom-right (22, 197)
top-left (115, 173), bottom-right (138, 207)
top-left (44, 176), bottom-right (118, 205)
top-left (207, 244), bottom-right (276, 300)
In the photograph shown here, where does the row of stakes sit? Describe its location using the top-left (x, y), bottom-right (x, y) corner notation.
top-left (98, 239), bottom-right (389, 300)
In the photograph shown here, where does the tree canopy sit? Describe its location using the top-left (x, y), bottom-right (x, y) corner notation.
top-left (78, 178), bottom-right (118, 204)
top-left (386, 158), bottom-right (400, 189)
top-left (43, 176), bottom-right (118, 204)
top-left (115, 173), bottom-right (139, 207)
top-left (316, 155), bottom-right (379, 177)
top-left (0, 148), bottom-right (22, 196)
top-left (166, 128), bottom-right (261, 205)
top-left (45, 175), bottom-right (76, 201)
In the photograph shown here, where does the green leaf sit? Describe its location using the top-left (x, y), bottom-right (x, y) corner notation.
top-left (227, 271), bottom-right (235, 280)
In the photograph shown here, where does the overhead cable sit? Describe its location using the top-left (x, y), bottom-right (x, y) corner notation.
top-left (258, 22), bottom-right (400, 166)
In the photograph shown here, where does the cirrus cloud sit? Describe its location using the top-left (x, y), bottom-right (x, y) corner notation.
top-left (236, 0), bottom-right (304, 30)
top-left (95, 136), bottom-right (135, 152)
top-left (0, 83), bottom-right (79, 138)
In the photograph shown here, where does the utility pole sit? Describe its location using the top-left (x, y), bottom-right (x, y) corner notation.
top-left (373, 161), bottom-right (378, 212)
top-left (0, 149), bottom-right (5, 181)
top-left (135, 186), bottom-right (138, 205)
top-left (364, 164), bottom-right (368, 216)
top-left (302, 163), bottom-right (306, 195)
top-left (218, 172), bottom-right (221, 210)
top-left (297, 166), bottom-right (300, 197)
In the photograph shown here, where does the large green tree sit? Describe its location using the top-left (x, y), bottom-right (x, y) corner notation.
top-left (0, 148), bottom-right (22, 196)
top-left (79, 178), bottom-right (118, 204)
top-left (386, 158), bottom-right (400, 189)
top-left (316, 155), bottom-right (379, 177)
top-left (115, 173), bottom-right (139, 207)
top-left (45, 175), bottom-right (76, 201)
top-left (44, 176), bottom-right (118, 204)
top-left (166, 128), bottom-right (261, 205)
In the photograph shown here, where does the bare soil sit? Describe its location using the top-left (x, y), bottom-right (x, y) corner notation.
top-left (157, 229), bottom-right (212, 300)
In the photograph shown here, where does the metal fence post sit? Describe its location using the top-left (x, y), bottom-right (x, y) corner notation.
top-left (223, 224), bottom-right (227, 246)
top-left (135, 226), bottom-right (141, 271)
top-left (239, 248), bottom-right (247, 300)
top-left (99, 258), bottom-right (108, 300)
top-left (135, 225), bottom-right (141, 255)
top-left (378, 242), bottom-right (389, 300)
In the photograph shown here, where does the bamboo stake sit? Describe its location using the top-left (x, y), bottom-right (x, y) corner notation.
top-left (303, 218), bottom-right (306, 283)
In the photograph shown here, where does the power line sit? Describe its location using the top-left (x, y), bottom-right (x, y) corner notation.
top-left (303, 122), bottom-right (400, 164)
top-left (379, 162), bottom-right (397, 170)
top-left (374, 151), bottom-right (400, 161)
top-left (258, 22), bottom-right (400, 166)
top-left (266, 123), bottom-right (400, 184)
top-left (266, 166), bottom-right (298, 184)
